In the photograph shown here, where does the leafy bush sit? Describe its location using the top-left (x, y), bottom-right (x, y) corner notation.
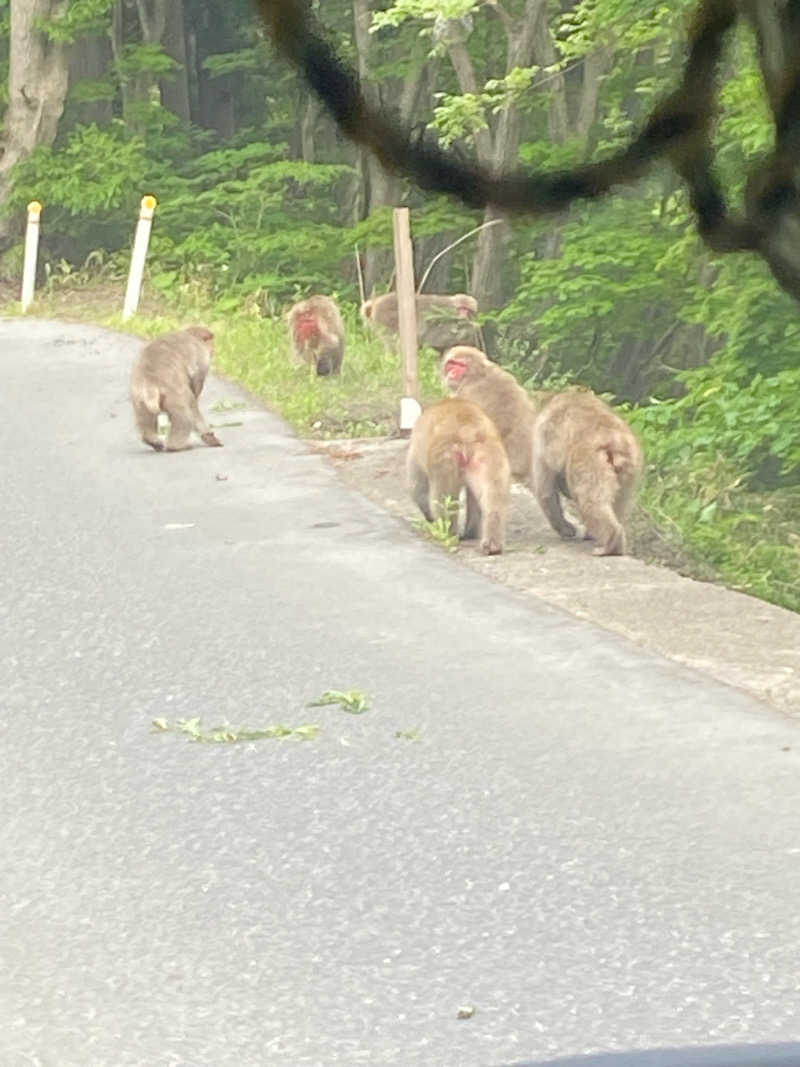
top-left (630, 356), bottom-right (800, 610)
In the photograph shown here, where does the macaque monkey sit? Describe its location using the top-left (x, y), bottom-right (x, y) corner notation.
top-left (287, 294), bottom-right (345, 376)
top-left (406, 397), bottom-right (510, 555)
top-left (531, 391), bottom-right (644, 556)
top-left (362, 292), bottom-right (479, 353)
top-left (442, 345), bottom-right (538, 483)
top-left (130, 326), bottom-right (222, 452)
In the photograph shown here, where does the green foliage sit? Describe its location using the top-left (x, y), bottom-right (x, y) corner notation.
top-left (634, 358), bottom-right (800, 489)
top-left (413, 495), bottom-right (460, 551)
top-left (503, 189), bottom-right (693, 400)
top-left (307, 690), bottom-right (371, 714)
top-left (630, 357), bottom-right (800, 610)
top-left (114, 43), bottom-right (177, 82)
top-left (431, 91), bottom-right (488, 146)
top-left (152, 717), bottom-right (320, 742)
top-left (7, 123), bottom-right (150, 218)
top-left (36, 0), bottom-right (114, 43)
top-left (372, 0), bottom-right (478, 33)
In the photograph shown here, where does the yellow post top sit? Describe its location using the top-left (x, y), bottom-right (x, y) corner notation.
top-left (141, 194), bottom-right (157, 214)
top-left (27, 201), bottom-right (43, 217)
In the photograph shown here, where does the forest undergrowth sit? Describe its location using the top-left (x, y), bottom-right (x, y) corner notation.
top-left (7, 274), bottom-right (798, 615)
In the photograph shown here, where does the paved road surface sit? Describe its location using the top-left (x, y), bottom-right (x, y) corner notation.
top-left (2, 320), bottom-right (799, 1067)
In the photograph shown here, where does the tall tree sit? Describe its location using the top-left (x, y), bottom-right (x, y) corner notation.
top-left (0, 0), bottom-right (71, 245)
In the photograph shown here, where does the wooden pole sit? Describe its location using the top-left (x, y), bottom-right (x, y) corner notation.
top-left (393, 207), bottom-right (421, 434)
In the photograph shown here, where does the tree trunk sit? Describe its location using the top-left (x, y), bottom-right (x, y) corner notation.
top-left (300, 93), bottom-right (320, 163)
top-left (160, 0), bottom-right (191, 123)
top-left (532, 5), bottom-right (568, 142)
top-left (352, 0), bottom-right (401, 295)
top-left (110, 1), bottom-right (133, 122)
top-left (67, 33), bottom-right (113, 128)
top-left (471, 0), bottom-right (546, 312)
top-left (576, 43), bottom-right (614, 139)
top-left (0, 0), bottom-right (71, 246)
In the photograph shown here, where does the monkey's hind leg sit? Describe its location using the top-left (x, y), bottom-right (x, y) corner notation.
top-left (408, 460), bottom-right (434, 522)
top-left (575, 476), bottom-right (626, 555)
top-left (581, 501), bottom-right (626, 556)
top-left (463, 488), bottom-right (481, 540)
top-left (532, 456), bottom-right (576, 540)
top-left (480, 509), bottom-right (505, 555)
top-left (467, 475), bottom-right (505, 555)
top-left (164, 404), bottom-right (194, 452)
top-left (133, 399), bottom-right (164, 452)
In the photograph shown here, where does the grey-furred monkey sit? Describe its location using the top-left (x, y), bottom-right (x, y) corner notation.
top-left (362, 292), bottom-right (479, 353)
top-left (406, 396), bottom-right (510, 555)
top-left (287, 294), bottom-right (345, 376)
top-left (130, 326), bottom-right (222, 452)
top-left (442, 345), bottom-right (539, 483)
top-left (531, 390), bottom-right (644, 556)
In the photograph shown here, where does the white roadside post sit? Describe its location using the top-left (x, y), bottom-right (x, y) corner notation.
top-left (122, 194), bottom-right (158, 321)
top-left (21, 201), bottom-right (43, 313)
top-left (393, 207), bottom-right (421, 436)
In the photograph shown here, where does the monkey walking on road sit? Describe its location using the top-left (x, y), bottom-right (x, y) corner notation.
top-left (287, 295), bottom-right (345, 377)
top-left (130, 326), bottom-right (223, 452)
top-left (407, 397), bottom-right (510, 556)
top-left (531, 391), bottom-right (643, 556)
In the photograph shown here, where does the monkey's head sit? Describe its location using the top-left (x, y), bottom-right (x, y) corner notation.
top-left (452, 294), bottom-right (478, 319)
top-left (185, 325), bottom-right (215, 350)
top-left (442, 345), bottom-right (488, 389)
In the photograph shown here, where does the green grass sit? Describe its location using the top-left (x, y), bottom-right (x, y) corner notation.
top-left (411, 495), bottom-right (461, 551)
top-left (212, 309), bottom-right (443, 439)
top-left (638, 465), bottom-right (800, 613)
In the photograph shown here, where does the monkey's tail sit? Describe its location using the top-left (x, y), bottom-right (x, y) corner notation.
top-left (601, 432), bottom-right (636, 478)
top-left (135, 380), bottom-right (162, 416)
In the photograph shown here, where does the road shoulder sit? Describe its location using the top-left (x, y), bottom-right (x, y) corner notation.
top-left (315, 435), bottom-right (800, 717)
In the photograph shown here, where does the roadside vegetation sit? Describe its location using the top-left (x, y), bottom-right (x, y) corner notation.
top-left (0, 1), bottom-right (796, 612)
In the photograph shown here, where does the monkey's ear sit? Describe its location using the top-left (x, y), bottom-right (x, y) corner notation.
top-left (190, 326), bottom-right (214, 342)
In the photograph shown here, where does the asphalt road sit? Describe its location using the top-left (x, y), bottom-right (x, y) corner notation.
top-left (1, 319), bottom-right (799, 1067)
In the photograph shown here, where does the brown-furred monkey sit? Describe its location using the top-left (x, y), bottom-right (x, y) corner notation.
top-left (531, 390), bottom-right (644, 556)
top-left (442, 345), bottom-right (539, 484)
top-left (362, 292), bottom-right (479, 353)
top-left (130, 326), bottom-right (222, 452)
top-left (406, 396), bottom-right (510, 556)
top-left (287, 294), bottom-right (345, 376)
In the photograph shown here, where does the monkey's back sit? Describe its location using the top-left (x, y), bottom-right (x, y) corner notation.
top-left (131, 332), bottom-right (208, 402)
top-left (457, 365), bottom-right (536, 478)
top-left (535, 390), bottom-right (644, 483)
top-left (412, 397), bottom-right (505, 470)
